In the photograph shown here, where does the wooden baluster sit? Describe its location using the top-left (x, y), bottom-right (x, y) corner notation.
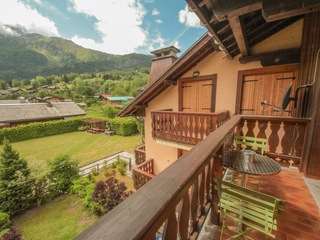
top-left (237, 119), bottom-right (245, 137)
top-left (294, 123), bottom-right (305, 157)
top-left (211, 148), bottom-right (223, 225)
top-left (256, 120), bottom-right (268, 139)
top-left (163, 211), bottom-right (178, 240)
top-left (187, 114), bottom-right (192, 144)
top-left (268, 122), bottom-right (281, 153)
top-left (190, 179), bottom-right (198, 233)
top-left (172, 113), bottom-right (177, 142)
top-left (194, 114), bottom-right (199, 144)
top-left (179, 113), bottom-right (183, 143)
top-left (199, 169), bottom-right (205, 215)
top-left (205, 162), bottom-right (211, 202)
top-left (174, 113), bottom-right (178, 142)
top-left (281, 122), bottom-right (294, 156)
top-left (246, 120), bottom-right (256, 137)
top-left (179, 194), bottom-right (190, 240)
top-left (199, 115), bottom-right (205, 141)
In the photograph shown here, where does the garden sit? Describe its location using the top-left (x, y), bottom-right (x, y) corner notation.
top-left (0, 132), bottom-right (141, 240)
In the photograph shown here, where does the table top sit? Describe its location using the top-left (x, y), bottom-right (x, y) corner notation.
top-left (223, 150), bottom-right (281, 176)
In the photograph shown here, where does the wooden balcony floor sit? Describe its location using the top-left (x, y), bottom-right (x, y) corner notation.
top-left (211, 168), bottom-right (320, 240)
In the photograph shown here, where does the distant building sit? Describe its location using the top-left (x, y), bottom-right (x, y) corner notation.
top-left (105, 96), bottom-right (128, 106)
top-left (0, 101), bottom-right (85, 128)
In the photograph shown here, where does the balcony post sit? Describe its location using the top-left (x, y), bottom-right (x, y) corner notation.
top-left (210, 146), bottom-right (224, 225)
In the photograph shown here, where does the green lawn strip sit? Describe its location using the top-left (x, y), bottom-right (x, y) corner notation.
top-left (3, 132), bottom-right (141, 175)
top-left (12, 194), bottom-right (98, 240)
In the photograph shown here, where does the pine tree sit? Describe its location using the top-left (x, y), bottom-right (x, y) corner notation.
top-left (0, 139), bottom-right (34, 216)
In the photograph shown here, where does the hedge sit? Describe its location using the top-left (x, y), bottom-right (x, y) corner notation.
top-left (0, 119), bottom-right (82, 144)
top-left (108, 118), bottom-right (138, 136)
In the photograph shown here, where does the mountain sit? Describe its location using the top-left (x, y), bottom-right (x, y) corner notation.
top-left (0, 33), bottom-right (152, 80)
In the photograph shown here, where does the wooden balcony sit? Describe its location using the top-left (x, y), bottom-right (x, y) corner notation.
top-left (134, 144), bottom-right (146, 165)
top-left (151, 110), bottom-right (229, 145)
top-left (132, 158), bottom-right (155, 190)
top-left (75, 115), bottom-right (315, 240)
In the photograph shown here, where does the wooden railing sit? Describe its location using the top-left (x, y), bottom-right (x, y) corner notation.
top-left (133, 158), bottom-right (155, 190)
top-left (75, 115), bottom-right (240, 240)
top-left (239, 115), bottom-right (310, 168)
top-left (75, 115), bottom-right (310, 240)
top-left (151, 110), bottom-right (229, 145)
top-left (134, 145), bottom-right (146, 165)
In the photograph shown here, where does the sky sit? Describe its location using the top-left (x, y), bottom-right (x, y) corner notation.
top-left (0, 0), bottom-right (207, 56)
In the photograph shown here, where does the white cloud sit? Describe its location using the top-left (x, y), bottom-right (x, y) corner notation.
top-left (178, 5), bottom-right (201, 28)
top-left (69, 0), bottom-right (147, 55)
top-left (156, 19), bottom-right (163, 24)
top-left (152, 8), bottom-right (159, 16)
top-left (0, 0), bottom-right (59, 36)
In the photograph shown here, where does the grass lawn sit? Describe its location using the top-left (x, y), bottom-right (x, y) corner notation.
top-left (12, 168), bottom-right (134, 240)
top-left (12, 194), bottom-right (98, 240)
top-left (5, 132), bottom-right (142, 175)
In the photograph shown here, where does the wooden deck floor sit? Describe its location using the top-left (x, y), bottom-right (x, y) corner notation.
top-left (212, 168), bottom-right (320, 240)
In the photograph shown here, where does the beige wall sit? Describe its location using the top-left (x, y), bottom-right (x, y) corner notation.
top-left (145, 85), bottom-right (179, 174)
top-left (144, 21), bottom-right (303, 174)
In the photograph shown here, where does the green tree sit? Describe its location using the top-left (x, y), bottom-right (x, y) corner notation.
top-left (49, 154), bottom-right (79, 194)
top-left (0, 139), bottom-right (34, 216)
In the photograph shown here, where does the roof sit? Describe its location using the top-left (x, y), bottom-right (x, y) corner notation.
top-left (100, 93), bottom-right (111, 99)
top-left (107, 96), bottom-right (128, 102)
top-left (0, 102), bottom-right (86, 123)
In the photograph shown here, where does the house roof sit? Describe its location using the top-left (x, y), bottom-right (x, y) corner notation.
top-left (100, 93), bottom-right (111, 99)
top-left (119, 1), bottom-right (319, 117)
top-left (0, 102), bottom-right (86, 123)
top-left (119, 33), bottom-right (215, 117)
top-left (107, 96), bottom-right (128, 102)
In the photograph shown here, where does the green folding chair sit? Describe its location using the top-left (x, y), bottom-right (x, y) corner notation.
top-left (214, 178), bottom-right (286, 240)
top-left (233, 135), bottom-right (267, 155)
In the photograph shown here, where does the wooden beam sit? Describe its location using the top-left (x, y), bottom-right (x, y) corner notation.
top-left (212, 0), bottom-right (262, 22)
top-left (163, 79), bottom-right (177, 86)
top-left (239, 48), bottom-right (301, 66)
top-left (228, 16), bottom-right (248, 56)
top-left (185, 0), bottom-right (232, 58)
top-left (263, 0), bottom-right (320, 22)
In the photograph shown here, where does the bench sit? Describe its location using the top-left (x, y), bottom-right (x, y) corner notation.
top-left (214, 178), bottom-right (286, 239)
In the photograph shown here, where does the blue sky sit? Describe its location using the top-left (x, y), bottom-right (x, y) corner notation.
top-left (0, 0), bottom-right (207, 55)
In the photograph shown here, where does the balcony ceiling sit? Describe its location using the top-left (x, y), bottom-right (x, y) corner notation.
top-left (185, 0), bottom-right (320, 58)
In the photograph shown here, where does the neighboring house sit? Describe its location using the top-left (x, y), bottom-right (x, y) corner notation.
top-left (0, 102), bottom-right (85, 128)
top-left (120, 5), bottom-right (320, 179)
top-left (105, 96), bottom-right (128, 106)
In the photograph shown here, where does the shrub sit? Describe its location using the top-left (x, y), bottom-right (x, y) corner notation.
top-left (32, 174), bottom-right (55, 206)
top-left (49, 155), bottom-right (79, 194)
top-left (102, 105), bottom-right (119, 118)
top-left (92, 177), bottom-right (132, 216)
top-left (0, 229), bottom-right (21, 240)
top-left (116, 159), bottom-right (127, 176)
top-left (0, 212), bottom-right (10, 231)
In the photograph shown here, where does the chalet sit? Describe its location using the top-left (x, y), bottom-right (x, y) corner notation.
top-left (0, 102), bottom-right (85, 128)
top-left (76, 1), bottom-right (320, 240)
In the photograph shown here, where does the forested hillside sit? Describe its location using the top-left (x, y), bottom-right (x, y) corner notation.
top-left (0, 33), bottom-right (152, 80)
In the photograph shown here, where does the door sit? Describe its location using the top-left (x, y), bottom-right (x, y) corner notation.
top-left (241, 71), bottom-right (295, 116)
top-left (180, 75), bottom-right (217, 113)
